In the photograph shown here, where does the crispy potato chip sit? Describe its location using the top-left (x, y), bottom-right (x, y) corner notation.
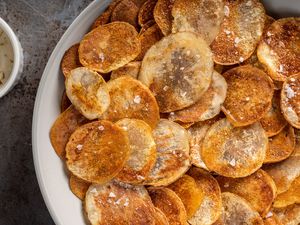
top-left (211, 0), bottom-right (265, 65)
top-left (61, 90), bottom-right (72, 112)
top-left (281, 74), bottom-right (300, 129)
top-left (65, 67), bottom-right (110, 120)
top-left (69, 174), bottom-right (90, 200)
top-left (66, 120), bottom-right (130, 184)
top-left (138, 0), bottom-right (157, 27)
top-left (153, 0), bottom-right (174, 35)
top-left (257, 18), bottom-right (300, 81)
top-left (274, 204), bottom-right (300, 225)
top-left (148, 187), bottom-right (187, 225)
top-left (202, 118), bottom-right (268, 178)
top-left (110, 61), bottom-right (141, 80)
top-left (85, 181), bottom-right (157, 225)
top-left (61, 43), bottom-right (81, 77)
top-left (146, 119), bottom-right (190, 186)
top-left (265, 126), bottom-right (295, 163)
top-left (50, 105), bottom-right (88, 159)
top-left (187, 167), bottom-right (222, 225)
top-left (154, 208), bottom-right (170, 225)
top-left (222, 65), bottom-right (274, 127)
top-left (79, 22), bottom-right (141, 73)
top-left (116, 118), bottom-right (156, 184)
top-left (216, 169), bottom-right (277, 217)
top-left (100, 76), bottom-right (160, 129)
top-left (139, 32), bottom-right (213, 112)
top-left (171, 0), bottom-right (224, 44)
top-left (169, 71), bottom-right (227, 123)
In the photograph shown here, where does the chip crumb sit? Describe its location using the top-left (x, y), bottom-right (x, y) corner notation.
top-left (109, 192), bottom-right (116, 198)
top-left (137, 175), bottom-right (145, 180)
top-left (133, 95), bottom-right (141, 104)
top-left (76, 144), bottom-right (83, 151)
top-left (278, 65), bottom-right (284, 73)
top-left (107, 199), bottom-right (113, 204)
top-left (98, 125), bottom-right (105, 131)
top-left (224, 29), bottom-right (231, 35)
top-left (234, 37), bottom-right (241, 46)
top-left (170, 112), bottom-right (175, 116)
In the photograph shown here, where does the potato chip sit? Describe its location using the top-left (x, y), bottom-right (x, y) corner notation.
top-left (139, 32), bottom-right (213, 112)
top-left (79, 22), bottom-right (141, 73)
top-left (264, 126), bottom-right (295, 163)
top-left (50, 105), bottom-right (88, 159)
top-left (153, 0), bottom-right (174, 35)
top-left (66, 120), bottom-right (130, 184)
top-left (222, 65), bottom-right (274, 127)
top-left (146, 119), bottom-right (190, 186)
top-left (100, 76), bottom-right (160, 129)
top-left (171, 0), bottom-right (224, 44)
top-left (116, 118), bottom-right (156, 184)
top-left (274, 204), bottom-right (300, 225)
top-left (169, 71), bottom-right (227, 123)
top-left (154, 208), bottom-right (170, 225)
top-left (69, 174), bottom-right (90, 200)
top-left (216, 169), bottom-right (277, 217)
top-left (61, 43), bottom-right (81, 77)
top-left (61, 90), bottom-right (72, 112)
top-left (110, 61), bottom-right (141, 80)
top-left (257, 18), bottom-right (300, 81)
top-left (65, 67), bottom-right (110, 120)
top-left (148, 187), bottom-right (187, 225)
top-left (202, 118), bottom-right (268, 178)
top-left (211, 0), bottom-right (265, 65)
top-left (138, 0), bottom-right (157, 27)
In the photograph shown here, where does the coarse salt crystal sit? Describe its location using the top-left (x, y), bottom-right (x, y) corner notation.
top-left (107, 199), bottom-right (113, 204)
top-left (239, 57), bottom-right (244, 63)
top-left (133, 95), bottom-right (141, 104)
top-left (98, 125), bottom-right (105, 131)
top-left (170, 112), bottom-right (175, 116)
top-left (90, 188), bottom-right (97, 194)
top-left (266, 211), bottom-right (273, 218)
top-left (224, 5), bottom-right (230, 17)
top-left (224, 29), bottom-right (231, 35)
top-left (124, 198), bottom-right (129, 207)
top-left (291, 78), bottom-right (296, 82)
top-left (278, 65), bottom-right (284, 73)
top-left (245, 97), bottom-right (250, 101)
top-left (180, 67), bottom-right (185, 71)
top-left (181, 92), bottom-right (187, 97)
top-left (99, 53), bottom-right (105, 62)
top-left (163, 86), bottom-right (169, 91)
top-left (137, 175), bottom-right (145, 180)
top-left (229, 158), bottom-right (236, 167)
top-left (224, 183), bottom-right (230, 188)
top-left (286, 86), bottom-right (295, 99)
top-left (267, 31), bottom-right (272, 37)
top-left (76, 144), bottom-right (83, 151)
top-left (169, 75), bottom-right (174, 79)
top-left (109, 192), bottom-right (116, 198)
top-left (234, 37), bottom-right (241, 44)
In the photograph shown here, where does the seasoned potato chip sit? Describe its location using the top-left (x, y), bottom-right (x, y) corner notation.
top-left (69, 174), bottom-right (90, 200)
top-left (257, 18), bottom-right (300, 81)
top-left (100, 76), bottom-right (160, 129)
top-left (139, 32), bottom-right (213, 112)
top-left (66, 121), bottom-right (130, 184)
top-left (65, 67), bottom-right (110, 120)
top-left (274, 204), bottom-right (300, 225)
top-left (281, 74), bottom-right (300, 129)
top-left (171, 0), bottom-right (224, 44)
top-left (146, 119), bottom-right (190, 186)
top-left (85, 181), bottom-right (156, 225)
top-left (138, 0), bottom-right (157, 27)
top-left (153, 0), bottom-right (174, 35)
top-left (216, 169), bottom-right (277, 217)
top-left (111, 0), bottom-right (139, 29)
top-left (116, 118), bottom-right (156, 184)
top-left (79, 22), bottom-right (141, 73)
top-left (61, 43), bottom-right (81, 77)
top-left (222, 65), bottom-right (274, 127)
top-left (148, 187), bottom-right (187, 225)
top-left (50, 105), bottom-right (88, 159)
top-left (154, 208), bottom-right (170, 225)
top-left (211, 0), bottom-right (265, 65)
top-left (202, 118), bottom-right (268, 178)
top-left (110, 61), bottom-right (141, 80)
top-left (61, 90), bottom-right (71, 112)
top-left (265, 126), bottom-right (295, 163)
top-left (169, 71), bottom-right (227, 123)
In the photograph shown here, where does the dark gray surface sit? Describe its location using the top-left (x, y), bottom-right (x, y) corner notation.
top-left (0, 1), bottom-right (93, 224)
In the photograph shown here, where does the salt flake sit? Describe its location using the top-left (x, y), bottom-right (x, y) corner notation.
top-left (133, 95), bottom-right (141, 104)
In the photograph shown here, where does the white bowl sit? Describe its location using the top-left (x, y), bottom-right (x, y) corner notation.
top-left (32, 1), bottom-right (300, 225)
top-left (0, 17), bottom-right (23, 97)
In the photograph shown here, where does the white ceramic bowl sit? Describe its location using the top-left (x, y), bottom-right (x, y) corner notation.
top-left (0, 17), bottom-right (23, 97)
top-left (32, 1), bottom-right (300, 225)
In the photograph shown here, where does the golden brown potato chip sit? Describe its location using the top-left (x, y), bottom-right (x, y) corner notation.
top-left (65, 67), bottom-right (110, 120)
top-left (260, 91), bottom-right (288, 137)
top-left (154, 208), bottom-right (170, 225)
top-left (211, 0), bottom-right (265, 65)
top-left (139, 32), bottom-right (213, 112)
top-left (148, 187), bottom-right (187, 225)
top-left (61, 43), bottom-right (81, 77)
top-left (66, 120), bottom-right (130, 184)
top-left (274, 204), bottom-right (300, 225)
top-left (216, 169), bottom-right (277, 217)
top-left (257, 18), bottom-right (300, 81)
top-left (116, 118), bottom-right (156, 184)
top-left (171, 0), bottom-right (224, 44)
top-left (60, 90), bottom-right (72, 113)
top-left (264, 126), bottom-right (295, 164)
top-left (169, 71), bottom-right (227, 123)
top-left (281, 74), bottom-right (300, 129)
top-left (79, 22), bottom-right (141, 73)
top-left (100, 76), bottom-right (160, 129)
top-left (146, 119), bottom-right (190, 186)
top-left (153, 0), bottom-right (174, 35)
top-left (138, 0), bottom-right (157, 27)
top-left (110, 61), bottom-right (141, 80)
top-left (202, 118), bottom-right (268, 178)
top-left (222, 65), bottom-right (274, 127)
top-left (69, 174), bottom-right (91, 200)
top-left (50, 105), bottom-right (88, 159)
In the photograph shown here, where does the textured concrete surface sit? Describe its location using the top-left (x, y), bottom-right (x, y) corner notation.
top-left (0, 1), bottom-right (92, 224)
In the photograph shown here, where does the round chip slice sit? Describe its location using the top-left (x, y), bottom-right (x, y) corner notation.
top-left (139, 32), bottom-right (213, 112)
top-left (222, 65), bottom-right (274, 127)
top-left (60, 90), bottom-right (71, 112)
top-left (211, 0), bottom-right (265, 65)
top-left (116, 118), bottom-right (156, 184)
top-left (66, 120), bottom-right (130, 184)
top-left (100, 76), bottom-right (160, 129)
top-left (79, 22), bottom-right (141, 73)
top-left (169, 71), bottom-right (227, 123)
top-left (216, 169), bottom-right (277, 217)
top-left (61, 43), bottom-right (81, 77)
top-left (274, 204), bottom-right (300, 225)
top-left (138, 0), bottom-right (157, 27)
top-left (171, 0), bottom-right (224, 44)
top-left (145, 119), bottom-right (190, 186)
top-left (257, 18), bottom-right (300, 81)
top-left (110, 61), bottom-right (141, 80)
top-left (202, 118), bottom-right (268, 178)
top-left (65, 67), bottom-right (110, 120)
top-left (69, 174), bottom-right (91, 200)
top-left (153, 0), bottom-right (175, 35)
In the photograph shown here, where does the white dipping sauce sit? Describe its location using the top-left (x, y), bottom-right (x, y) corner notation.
top-left (0, 29), bottom-right (14, 85)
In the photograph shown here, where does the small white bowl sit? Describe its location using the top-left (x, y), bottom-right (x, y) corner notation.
top-left (0, 17), bottom-right (23, 97)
